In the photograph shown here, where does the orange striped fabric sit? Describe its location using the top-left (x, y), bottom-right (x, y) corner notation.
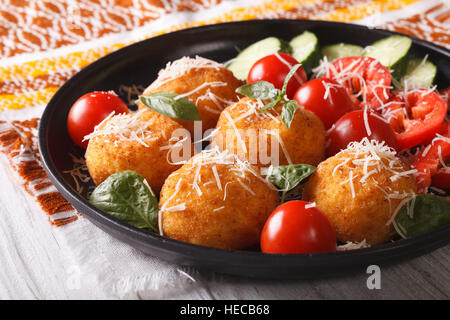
top-left (1, 0), bottom-right (449, 111)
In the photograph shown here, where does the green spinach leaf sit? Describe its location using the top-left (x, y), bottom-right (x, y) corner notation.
top-left (90, 170), bottom-right (159, 233)
top-left (395, 194), bottom-right (450, 238)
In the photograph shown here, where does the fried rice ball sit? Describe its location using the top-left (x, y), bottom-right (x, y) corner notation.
top-left (302, 139), bottom-right (418, 245)
top-left (139, 56), bottom-right (243, 136)
top-left (85, 109), bottom-right (192, 194)
top-left (212, 97), bottom-right (326, 168)
top-left (159, 149), bottom-right (279, 250)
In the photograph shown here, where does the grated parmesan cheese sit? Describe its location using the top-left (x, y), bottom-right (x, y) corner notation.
top-left (83, 109), bottom-right (157, 148)
top-left (159, 147), bottom-right (275, 216)
top-left (305, 202), bottom-right (316, 209)
top-left (173, 81), bottom-right (227, 100)
top-left (334, 138), bottom-right (418, 223)
top-left (337, 240), bottom-right (370, 251)
top-left (147, 56), bottom-right (223, 90)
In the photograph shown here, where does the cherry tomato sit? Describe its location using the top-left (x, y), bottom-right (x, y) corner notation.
top-left (293, 78), bottom-right (356, 129)
top-left (327, 109), bottom-right (398, 156)
top-left (413, 135), bottom-right (450, 192)
top-left (67, 91), bottom-right (129, 149)
top-left (382, 90), bottom-right (447, 150)
top-left (260, 200), bottom-right (336, 254)
top-left (327, 56), bottom-right (391, 109)
top-left (247, 53), bottom-right (307, 99)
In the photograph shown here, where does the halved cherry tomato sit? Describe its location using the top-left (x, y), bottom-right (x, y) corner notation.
top-left (327, 56), bottom-right (391, 109)
top-left (247, 53), bottom-right (307, 99)
top-left (67, 91), bottom-right (129, 149)
top-left (260, 200), bottom-right (336, 254)
top-left (382, 90), bottom-right (447, 150)
top-left (413, 134), bottom-right (450, 192)
top-left (327, 109), bottom-right (398, 156)
top-left (293, 78), bottom-right (356, 129)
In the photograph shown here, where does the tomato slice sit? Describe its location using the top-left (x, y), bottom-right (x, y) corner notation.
top-left (437, 121), bottom-right (450, 136)
top-left (327, 56), bottom-right (391, 109)
top-left (382, 90), bottom-right (447, 150)
top-left (431, 170), bottom-right (450, 190)
top-left (412, 134), bottom-right (450, 192)
top-left (430, 125), bottom-right (450, 190)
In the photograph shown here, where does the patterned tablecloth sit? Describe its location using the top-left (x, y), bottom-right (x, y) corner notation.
top-left (0, 0), bottom-right (448, 299)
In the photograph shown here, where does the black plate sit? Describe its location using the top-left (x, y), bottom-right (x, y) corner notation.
top-left (39, 20), bottom-right (450, 279)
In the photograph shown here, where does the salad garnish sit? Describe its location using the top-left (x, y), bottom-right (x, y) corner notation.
top-left (140, 91), bottom-right (201, 122)
top-left (236, 63), bottom-right (303, 128)
top-left (263, 163), bottom-right (316, 203)
top-left (90, 171), bottom-right (159, 233)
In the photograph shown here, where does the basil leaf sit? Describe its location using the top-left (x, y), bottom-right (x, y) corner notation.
top-left (140, 92), bottom-right (201, 122)
top-left (236, 81), bottom-right (280, 100)
top-left (265, 164), bottom-right (316, 203)
top-left (90, 170), bottom-right (159, 233)
top-left (281, 63), bottom-right (302, 95)
top-left (236, 64), bottom-right (303, 131)
top-left (259, 96), bottom-right (282, 112)
top-left (281, 100), bottom-right (298, 129)
top-left (267, 164), bottom-right (316, 191)
top-left (395, 194), bottom-right (450, 238)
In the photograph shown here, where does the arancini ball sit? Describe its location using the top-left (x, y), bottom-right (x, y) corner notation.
top-left (212, 97), bottom-right (326, 168)
top-left (159, 148), bottom-right (279, 250)
top-left (302, 138), bottom-right (418, 245)
top-left (139, 56), bottom-right (243, 136)
top-left (85, 109), bottom-right (192, 194)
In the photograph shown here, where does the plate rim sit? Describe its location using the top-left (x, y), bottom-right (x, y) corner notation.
top-left (38, 19), bottom-right (450, 277)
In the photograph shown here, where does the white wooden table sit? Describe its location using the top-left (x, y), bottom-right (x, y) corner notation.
top-left (1, 160), bottom-right (449, 300)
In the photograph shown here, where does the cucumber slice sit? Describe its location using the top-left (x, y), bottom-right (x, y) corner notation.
top-left (227, 37), bottom-right (291, 81)
top-left (321, 43), bottom-right (364, 61)
top-left (364, 35), bottom-right (412, 78)
top-left (289, 31), bottom-right (321, 74)
top-left (399, 58), bottom-right (437, 89)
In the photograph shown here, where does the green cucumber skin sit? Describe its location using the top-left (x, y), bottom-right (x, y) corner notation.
top-left (289, 31), bottom-right (321, 74)
top-left (321, 43), bottom-right (364, 62)
top-left (301, 48), bottom-right (321, 75)
top-left (364, 35), bottom-right (412, 79)
top-left (279, 39), bottom-right (293, 55)
top-left (390, 55), bottom-right (409, 79)
top-left (227, 37), bottom-right (292, 80)
top-left (399, 58), bottom-right (437, 89)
